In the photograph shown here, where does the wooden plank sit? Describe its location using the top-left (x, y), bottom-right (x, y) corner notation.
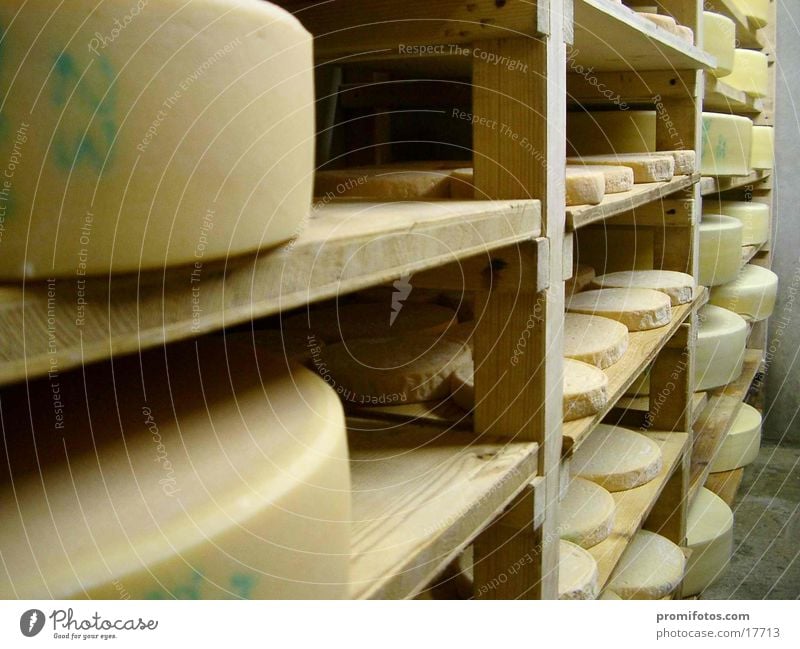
top-left (589, 432), bottom-right (689, 590)
top-left (704, 468), bottom-right (746, 507)
top-left (704, 77), bottom-right (765, 115)
top-left (0, 200), bottom-right (540, 388)
top-left (347, 422), bottom-right (539, 599)
top-left (700, 171), bottom-right (771, 196)
top-left (568, 70), bottom-right (699, 105)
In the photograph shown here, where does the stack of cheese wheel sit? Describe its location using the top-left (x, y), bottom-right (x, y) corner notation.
top-left (700, 113), bottom-right (753, 176)
top-left (751, 126), bottom-right (775, 170)
top-left (0, 0), bottom-right (315, 280)
top-left (571, 425), bottom-right (663, 492)
top-left (710, 403), bottom-right (763, 471)
top-left (590, 270), bottom-right (696, 306)
top-left (703, 11), bottom-right (736, 77)
top-left (567, 287), bottom-right (672, 331)
top-left (725, 49), bottom-right (770, 97)
top-left (559, 478), bottom-right (616, 549)
top-left (0, 340), bottom-right (351, 599)
top-left (699, 215), bottom-right (744, 286)
top-left (563, 313), bottom-right (629, 369)
top-left (684, 488), bottom-right (735, 596)
top-left (695, 305), bottom-right (748, 391)
top-left (704, 200), bottom-right (770, 246)
top-left (730, 0), bottom-right (770, 29)
top-left (607, 530), bottom-right (686, 599)
top-left (710, 264), bottom-right (779, 321)
top-left (559, 541), bottom-right (600, 600)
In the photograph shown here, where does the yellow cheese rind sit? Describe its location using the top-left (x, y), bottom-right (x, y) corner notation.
top-left (699, 214), bottom-right (744, 287)
top-left (567, 287), bottom-right (672, 331)
top-left (684, 488), bottom-right (734, 596)
top-left (0, 0), bottom-right (315, 279)
top-left (703, 11), bottom-right (736, 77)
top-left (709, 264), bottom-right (778, 321)
top-left (726, 49), bottom-right (769, 98)
top-left (709, 402), bottom-right (762, 471)
top-left (563, 358), bottom-right (609, 422)
top-left (705, 200), bottom-right (769, 245)
top-left (565, 167), bottom-right (607, 206)
top-left (608, 530), bottom-right (686, 599)
top-left (563, 313), bottom-right (629, 369)
top-left (575, 165), bottom-right (635, 194)
top-left (750, 126), bottom-right (774, 170)
top-left (559, 478), bottom-right (616, 549)
top-left (700, 113), bottom-right (753, 177)
top-left (591, 270), bottom-right (696, 306)
top-left (695, 304), bottom-right (748, 391)
top-left (567, 154), bottom-right (675, 183)
top-left (558, 541), bottom-right (600, 600)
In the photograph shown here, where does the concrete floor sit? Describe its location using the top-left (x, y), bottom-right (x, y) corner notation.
top-left (702, 440), bottom-right (800, 599)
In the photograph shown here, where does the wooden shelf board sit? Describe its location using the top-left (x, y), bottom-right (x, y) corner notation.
top-left (741, 242), bottom-right (766, 268)
top-left (573, 0), bottom-right (715, 71)
top-left (567, 174), bottom-right (700, 230)
top-left (706, 0), bottom-right (766, 50)
top-left (347, 420), bottom-right (539, 599)
top-left (0, 199), bottom-right (540, 388)
top-left (704, 77), bottom-right (764, 114)
top-left (589, 431), bottom-right (690, 591)
top-left (688, 349), bottom-right (764, 504)
top-left (562, 289), bottom-right (707, 457)
top-left (700, 170), bottom-right (771, 195)
top-left (704, 467), bottom-right (746, 507)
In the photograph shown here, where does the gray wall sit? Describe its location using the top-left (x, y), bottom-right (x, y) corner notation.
top-left (764, 1), bottom-right (800, 443)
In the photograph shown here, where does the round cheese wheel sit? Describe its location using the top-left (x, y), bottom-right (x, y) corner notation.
top-left (0, 1), bottom-right (314, 279)
top-left (591, 270), bottom-right (695, 306)
top-left (559, 478), bottom-right (616, 549)
top-left (449, 362), bottom-right (475, 411)
top-left (558, 541), bottom-right (599, 600)
top-left (565, 166), bottom-right (606, 206)
top-left (563, 313), bottom-right (629, 369)
top-left (695, 304), bottom-right (748, 391)
top-left (730, 0), bottom-right (769, 28)
top-left (699, 214), bottom-right (744, 287)
top-left (0, 340), bottom-right (350, 599)
top-left (710, 264), bottom-right (778, 321)
top-left (566, 264), bottom-right (596, 297)
top-left (608, 530), bottom-right (685, 599)
top-left (705, 200), bottom-right (769, 246)
top-left (726, 49), bottom-right (769, 98)
top-left (684, 488), bottom-right (734, 596)
top-left (567, 110), bottom-right (656, 157)
top-left (571, 425), bottom-right (663, 492)
top-left (285, 302), bottom-right (456, 343)
top-left (564, 359), bottom-right (609, 422)
top-left (567, 154), bottom-right (675, 183)
top-left (567, 287), bottom-right (672, 331)
top-left (573, 165), bottom-right (635, 194)
top-left (710, 402), bottom-right (762, 472)
top-left (315, 166), bottom-right (454, 200)
top-left (321, 333), bottom-right (471, 405)
top-left (700, 113), bottom-right (753, 177)
top-left (750, 125), bottom-right (774, 170)
top-left (703, 11), bottom-right (736, 77)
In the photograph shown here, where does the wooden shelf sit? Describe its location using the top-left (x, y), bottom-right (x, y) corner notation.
top-left (688, 349), bottom-right (764, 504)
top-left (573, 0), bottom-right (715, 71)
top-left (704, 77), bottom-right (765, 114)
top-left (566, 174), bottom-right (700, 230)
top-left (0, 199), bottom-right (541, 388)
top-left (700, 170), bottom-right (771, 195)
top-left (348, 421), bottom-right (539, 599)
top-left (741, 242), bottom-right (766, 268)
top-left (589, 431), bottom-right (689, 591)
top-left (706, 0), bottom-right (767, 50)
top-left (704, 467), bottom-right (746, 507)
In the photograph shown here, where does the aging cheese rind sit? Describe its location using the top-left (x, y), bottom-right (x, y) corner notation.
top-left (607, 530), bottom-right (686, 599)
top-left (591, 270), bottom-right (696, 306)
top-left (558, 541), bottom-right (600, 600)
top-left (726, 49), bottom-right (769, 98)
top-left (700, 113), bottom-right (753, 177)
top-left (695, 304), bottom-right (747, 391)
top-left (699, 215), bottom-right (744, 287)
top-left (565, 167), bottom-right (607, 206)
top-left (750, 126), bottom-right (774, 170)
top-left (709, 402), bottom-right (762, 471)
top-left (704, 200), bottom-right (769, 246)
top-left (563, 313), bottom-right (629, 369)
top-left (567, 154), bottom-right (675, 183)
top-left (684, 488), bottom-right (734, 596)
top-left (563, 359), bottom-right (609, 422)
top-left (709, 264), bottom-right (778, 321)
top-left (567, 287), bottom-right (672, 331)
top-left (559, 478), bottom-right (616, 549)
top-left (703, 11), bottom-right (736, 77)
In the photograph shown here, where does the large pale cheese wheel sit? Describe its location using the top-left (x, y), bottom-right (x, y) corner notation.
top-left (0, 1), bottom-right (314, 280)
top-left (699, 215), bottom-right (744, 287)
top-left (564, 359), bottom-right (609, 422)
top-left (567, 110), bottom-right (656, 156)
top-left (730, 0), bottom-right (770, 28)
top-left (705, 200), bottom-right (770, 245)
top-left (695, 304), bottom-right (748, 391)
top-left (567, 154), bottom-right (674, 183)
top-left (700, 113), bottom-right (753, 176)
top-left (566, 264), bottom-right (597, 297)
top-left (0, 341), bottom-right (350, 599)
top-left (709, 402), bottom-right (762, 471)
top-left (315, 166), bottom-right (455, 200)
top-left (559, 541), bottom-right (600, 600)
top-left (563, 313), bottom-right (629, 369)
top-left (571, 425), bottom-right (663, 492)
top-left (321, 333), bottom-right (471, 404)
top-left (703, 11), bottom-right (736, 77)
top-left (573, 165), bottom-right (635, 194)
top-left (726, 49), bottom-right (769, 98)
top-left (591, 270), bottom-right (695, 306)
top-left (565, 167), bottom-right (606, 206)
top-left (559, 478), bottom-right (616, 549)
top-left (684, 488), bottom-right (734, 596)
top-left (567, 287), bottom-right (672, 331)
top-left (607, 530), bottom-right (685, 599)
top-left (710, 264), bottom-right (778, 321)
top-left (750, 126), bottom-right (775, 170)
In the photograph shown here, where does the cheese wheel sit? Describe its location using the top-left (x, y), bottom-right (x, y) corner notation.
top-left (566, 264), bottom-right (597, 297)
top-left (700, 113), bottom-right (753, 176)
top-left (564, 358), bottom-right (609, 422)
top-left (315, 166), bottom-right (454, 200)
top-left (699, 215), bottom-right (744, 287)
top-left (709, 402), bottom-right (762, 471)
top-left (563, 313), bottom-right (629, 369)
top-left (0, 1), bottom-right (314, 280)
top-left (567, 110), bottom-right (656, 156)
top-left (703, 11), bottom-right (736, 77)
top-left (705, 200), bottom-right (770, 245)
top-left (559, 478), bottom-right (616, 549)
top-left (726, 49), bottom-right (769, 98)
top-left (449, 168), bottom-right (476, 199)
top-left (684, 488), bottom-right (734, 596)
top-left (0, 341), bottom-right (350, 599)
top-left (730, 0), bottom-right (770, 28)
top-left (573, 165), bottom-right (635, 194)
top-left (591, 270), bottom-right (695, 306)
top-left (559, 541), bottom-right (600, 600)
top-left (710, 264), bottom-right (778, 321)
top-left (285, 302), bottom-right (456, 343)
top-left (567, 154), bottom-right (674, 183)
top-left (695, 305), bottom-right (748, 391)
top-left (449, 362), bottom-right (475, 411)
top-left (321, 333), bottom-right (471, 404)
top-left (567, 288), bottom-right (672, 331)
top-left (571, 425), bottom-right (663, 492)
top-left (607, 530), bottom-right (686, 599)
top-left (565, 167), bottom-right (606, 206)
top-left (750, 126), bottom-right (774, 170)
